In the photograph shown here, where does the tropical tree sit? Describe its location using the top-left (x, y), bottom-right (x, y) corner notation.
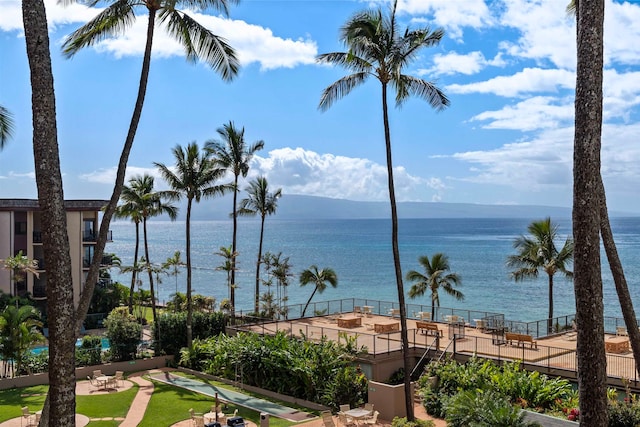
top-left (316, 1), bottom-right (449, 418)
top-left (506, 218), bottom-right (573, 332)
top-left (162, 251), bottom-right (185, 296)
top-left (63, 0), bottom-right (240, 344)
top-left (299, 265), bottom-right (338, 317)
top-left (262, 252), bottom-right (293, 318)
top-left (214, 245), bottom-right (238, 302)
top-left (2, 251), bottom-right (40, 299)
top-left (206, 121), bottom-right (264, 315)
top-left (0, 105), bottom-right (14, 149)
top-left (572, 0), bottom-right (608, 422)
top-left (0, 305), bottom-right (44, 378)
top-left (22, 1), bottom-right (76, 423)
top-left (406, 253), bottom-right (463, 321)
top-left (155, 142), bottom-right (227, 347)
top-left (238, 176), bottom-right (282, 313)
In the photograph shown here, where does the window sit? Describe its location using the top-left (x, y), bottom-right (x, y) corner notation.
top-left (15, 221), bottom-right (27, 235)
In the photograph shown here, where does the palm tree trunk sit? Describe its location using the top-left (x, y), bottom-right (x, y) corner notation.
top-left (302, 287), bottom-right (318, 317)
top-left (75, 7), bottom-right (157, 334)
top-left (598, 177), bottom-right (640, 375)
top-left (186, 199), bottom-right (194, 348)
top-left (129, 222), bottom-right (140, 314)
top-left (22, 2), bottom-right (76, 425)
top-left (143, 218), bottom-right (158, 330)
top-left (231, 175), bottom-right (239, 316)
top-left (573, 0), bottom-right (608, 423)
top-left (381, 82), bottom-right (413, 420)
top-left (547, 274), bottom-right (554, 333)
top-left (255, 215), bottom-right (266, 313)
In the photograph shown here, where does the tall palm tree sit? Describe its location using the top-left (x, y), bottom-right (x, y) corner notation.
top-left (238, 176), bottom-right (282, 314)
top-left (206, 121), bottom-right (264, 315)
top-left (299, 265), bottom-right (338, 317)
top-left (0, 305), bottom-right (44, 378)
top-left (62, 0), bottom-right (240, 341)
top-left (507, 218), bottom-right (573, 332)
top-left (162, 251), bottom-right (185, 296)
top-left (316, 1), bottom-right (449, 417)
top-left (0, 105), bottom-right (14, 149)
top-left (406, 253), bottom-right (463, 321)
top-left (155, 142), bottom-right (227, 347)
top-left (214, 245), bottom-right (238, 301)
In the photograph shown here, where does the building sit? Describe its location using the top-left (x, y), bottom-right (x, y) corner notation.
top-left (0, 199), bottom-right (111, 304)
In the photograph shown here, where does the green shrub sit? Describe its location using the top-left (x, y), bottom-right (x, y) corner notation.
top-left (104, 307), bottom-right (142, 361)
top-left (76, 335), bottom-right (102, 366)
top-left (391, 416), bottom-right (435, 427)
top-left (608, 401), bottom-right (640, 427)
top-left (445, 389), bottom-right (541, 427)
top-left (154, 311), bottom-right (226, 355)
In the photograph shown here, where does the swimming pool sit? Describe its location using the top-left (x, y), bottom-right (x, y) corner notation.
top-left (31, 337), bottom-right (110, 355)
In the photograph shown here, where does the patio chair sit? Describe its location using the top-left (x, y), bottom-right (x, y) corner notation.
top-left (86, 375), bottom-right (100, 390)
top-left (617, 326), bottom-right (628, 336)
top-left (114, 370), bottom-right (124, 387)
top-left (363, 411), bottom-right (379, 425)
top-left (225, 408), bottom-right (238, 420)
top-left (339, 404), bottom-right (351, 413)
top-left (338, 412), bottom-right (355, 427)
top-left (21, 406), bottom-right (37, 427)
top-left (92, 369), bottom-right (103, 379)
top-left (321, 411), bottom-right (336, 427)
top-left (364, 403), bottom-right (374, 413)
top-left (194, 415), bottom-right (205, 427)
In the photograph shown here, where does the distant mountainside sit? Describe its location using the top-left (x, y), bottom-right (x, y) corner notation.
top-left (187, 194), bottom-right (588, 220)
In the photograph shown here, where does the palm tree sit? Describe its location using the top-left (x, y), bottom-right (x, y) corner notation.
top-left (506, 218), bottom-right (573, 332)
top-left (406, 253), bottom-right (463, 321)
top-left (2, 251), bottom-right (40, 299)
top-left (261, 251), bottom-right (292, 318)
top-left (0, 105), bottom-right (14, 149)
top-left (214, 245), bottom-right (238, 302)
top-left (0, 305), bottom-right (44, 378)
top-left (206, 121), bottom-right (264, 315)
top-left (238, 176), bottom-right (282, 314)
top-left (299, 265), bottom-right (338, 317)
top-left (155, 142), bottom-right (227, 347)
top-left (162, 251), bottom-right (185, 296)
top-left (63, 0), bottom-right (240, 342)
top-left (316, 1), bottom-right (449, 418)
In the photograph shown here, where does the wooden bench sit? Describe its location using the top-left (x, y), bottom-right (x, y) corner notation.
top-left (505, 332), bottom-right (537, 349)
top-left (416, 321), bottom-right (443, 337)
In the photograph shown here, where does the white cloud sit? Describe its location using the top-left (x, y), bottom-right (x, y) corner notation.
top-left (0, 0), bottom-right (106, 32)
top-left (248, 147), bottom-right (443, 202)
top-left (470, 96), bottom-right (574, 131)
top-left (79, 166), bottom-right (161, 185)
top-left (447, 67), bottom-right (575, 97)
top-left (422, 50), bottom-right (506, 76)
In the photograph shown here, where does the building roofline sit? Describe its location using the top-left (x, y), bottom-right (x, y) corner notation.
top-left (0, 199), bottom-right (109, 211)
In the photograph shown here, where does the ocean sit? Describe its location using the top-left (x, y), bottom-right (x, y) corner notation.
top-left (105, 217), bottom-right (640, 323)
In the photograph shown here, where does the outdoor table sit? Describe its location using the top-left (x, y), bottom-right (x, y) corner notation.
top-left (344, 408), bottom-right (371, 424)
top-left (95, 375), bottom-right (113, 390)
top-left (337, 316), bottom-right (362, 328)
top-left (204, 411), bottom-right (225, 423)
top-left (605, 336), bottom-right (630, 354)
top-left (374, 321), bottom-right (399, 333)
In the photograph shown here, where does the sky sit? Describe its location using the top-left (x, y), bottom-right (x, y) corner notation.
top-left (1, 0), bottom-right (640, 213)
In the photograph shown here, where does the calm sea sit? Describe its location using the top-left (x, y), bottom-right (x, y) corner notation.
top-left (105, 217), bottom-right (640, 323)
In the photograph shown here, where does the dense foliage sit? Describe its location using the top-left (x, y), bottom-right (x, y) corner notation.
top-left (419, 358), bottom-right (571, 422)
top-left (391, 417), bottom-right (435, 427)
top-left (445, 389), bottom-right (540, 427)
top-left (178, 331), bottom-right (368, 410)
top-left (104, 307), bottom-right (142, 361)
top-left (153, 310), bottom-right (226, 355)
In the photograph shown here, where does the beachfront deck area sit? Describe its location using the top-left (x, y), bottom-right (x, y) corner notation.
top-left (234, 308), bottom-right (639, 388)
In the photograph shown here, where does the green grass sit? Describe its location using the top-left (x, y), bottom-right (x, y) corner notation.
top-left (77, 384), bottom-right (138, 418)
top-left (0, 385), bottom-right (48, 422)
top-left (86, 421), bottom-right (122, 427)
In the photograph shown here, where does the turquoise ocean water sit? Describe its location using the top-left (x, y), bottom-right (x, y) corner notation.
top-left (105, 217), bottom-right (640, 323)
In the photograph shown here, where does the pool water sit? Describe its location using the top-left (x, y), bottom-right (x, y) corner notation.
top-left (31, 337), bottom-right (110, 355)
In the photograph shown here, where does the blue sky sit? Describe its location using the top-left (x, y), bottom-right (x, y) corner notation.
top-left (1, 0), bottom-right (640, 212)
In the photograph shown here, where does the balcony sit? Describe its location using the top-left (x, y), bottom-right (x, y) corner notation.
top-left (84, 255), bottom-right (114, 268)
top-left (83, 230), bottom-right (113, 242)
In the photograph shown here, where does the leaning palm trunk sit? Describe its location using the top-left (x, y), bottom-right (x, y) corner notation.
top-left (75, 8), bottom-right (157, 333)
top-left (547, 275), bottom-right (554, 333)
top-left (381, 83), bottom-right (413, 420)
top-left (23, 1), bottom-right (76, 425)
top-left (598, 177), bottom-right (640, 375)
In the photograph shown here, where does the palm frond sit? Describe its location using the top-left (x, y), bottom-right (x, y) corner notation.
top-left (318, 72), bottom-right (369, 111)
top-left (393, 75), bottom-right (449, 109)
top-left (177, 0), bottom-right (238, 16)
top-left (0, 105), bottom-right (15, 149)
top-left (161, 9), bottom-right (239, 81)
top-left (316, 52), bottom-right (372, 74)
top-left (61, 0), bottom-right (137, 57)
